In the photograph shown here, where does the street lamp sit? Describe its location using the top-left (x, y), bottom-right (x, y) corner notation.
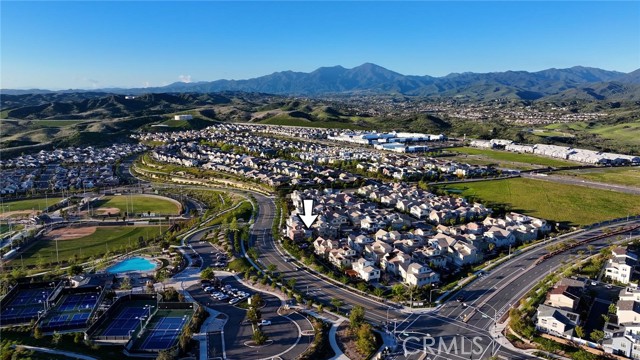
top-left (463, 302), bottom-right (499, 336)
top-left (430, 287), bottom-right (440, 305)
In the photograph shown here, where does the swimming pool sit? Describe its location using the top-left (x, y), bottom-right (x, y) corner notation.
top-left (107, 257), bottom-right (158, 274)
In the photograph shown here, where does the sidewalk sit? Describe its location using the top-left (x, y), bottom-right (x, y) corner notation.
top-left (328, 317), bottom-right (350, 360)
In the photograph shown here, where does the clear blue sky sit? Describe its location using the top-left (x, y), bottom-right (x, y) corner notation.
top-left (1, 1), bottom-right (639, 89)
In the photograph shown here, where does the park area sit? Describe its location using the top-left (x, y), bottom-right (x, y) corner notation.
top-left (93, 195), bottom-right (181, 216)
top-left (439, 177), bottom-right (640, 226)
top-left (444, 147), bottom-right (579, 170)
top-left (14, 225), bottom-right (164, 267)
top-left (1, 197), bottom-right (64, 219)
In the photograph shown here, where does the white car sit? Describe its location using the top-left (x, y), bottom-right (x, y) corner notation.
top-left (258, 320), bottom-right (271, 326)
top-left (229, 298), bottom-right (240, 305)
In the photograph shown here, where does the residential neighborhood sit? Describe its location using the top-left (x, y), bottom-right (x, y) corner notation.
top-left (0, 144), bottom-right (147, 195)
top-left (286, 183), bottom-right (551, 288)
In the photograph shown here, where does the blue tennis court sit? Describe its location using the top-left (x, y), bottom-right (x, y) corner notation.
top-left (40, 291), bottom-right (100, 330)
top-left (139, 316), bottom-right (189, 350)
top-left (0, 288), bottom-right (52, 322)
top-left (102, 305), bottom-right (152, 337)
top-left (57, 293), bottom-right (99, 312)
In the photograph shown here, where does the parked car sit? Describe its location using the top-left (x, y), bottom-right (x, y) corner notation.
top-left (229, 298), bottom-right (240, 305)
top-left (258, 320), bottom-right (271, 326)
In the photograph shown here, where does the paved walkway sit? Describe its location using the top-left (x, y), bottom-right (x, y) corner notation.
top-left (13, 345), bottom-right (98, 360)
top-left (327, 318), bottom-right (350, 360)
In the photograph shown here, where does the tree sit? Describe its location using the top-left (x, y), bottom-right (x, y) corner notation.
top-left (373, 287), bottom-right (385, 298)
top-left (74, 332), bottom-right (83, 344)
top-left (120, 276), bottom-right (132, 290)
top-left (349, 305), bottom-right (366, 332)
top-left (200, 267), bottom-right (216, 281)
top-left (287, 278), bottom-right (297, 290)
top-left (330, 298), bottom-right (343, 312)
top-left (156, 350), bottom-right (175, 360)
top-left (247, 307), bottom-right (262, 323)
top-left (68, 264), bottom-right (83, 276)
top-left (163, 287), bottom-right (179, 302)
top-left (52, 331), bottom-right (62, 345)
top-left (34, 327), bottom-right (43, 339)
top-left (267, 264), bottom-right (277, 274)
top-left (590, 329), bottom-right (605, 343)
top-left (251, 294), bottom-right (263, 307)
top-left (574, 325), bottom-right (585, 339)
top-left (391, 284), bottom-right (406, 302)
top-left (253, 327), bottom-right (268, 345)
top-left (608, 303), bottom-right (617, 315)
top-left (355, 323), bottom-right (376, 355)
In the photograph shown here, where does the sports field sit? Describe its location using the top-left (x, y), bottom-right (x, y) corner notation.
top-left (17, 225), bottom-right (164, 266)
top-left (446, 147), bottom-right (578, 168)
top-left (93, 300), bottom-right (155, 338)
top-left (439, 178), bottom-right (640, 226)
top-left (40, 291), bottom-right (100, 331)
top-left (132, 309), bottom-right (191, 351)
top-left (93, 195), bottom-right (180, 215)
top-left (556, 167), bottom-right (640, 188)
top-left (2, 197), bottom-right (64, 212)
top-left (0, 288), bottom-right (53, 324)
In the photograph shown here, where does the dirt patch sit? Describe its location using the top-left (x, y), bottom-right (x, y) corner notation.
top-left (336, 322), bottom-right (369, 360)
top-left (94, 207), bottom-right (120, 215)
top-left (0, 210), bottom-right (35, 220)
top-left (46, 226), bottom-right (97, 240)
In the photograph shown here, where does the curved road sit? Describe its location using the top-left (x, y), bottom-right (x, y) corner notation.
top-left (127, 166), bottom-right (640, 359)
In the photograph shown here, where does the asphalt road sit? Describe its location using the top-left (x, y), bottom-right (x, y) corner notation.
top-left (187, 230), bottom-right (312, 360)
top-left (251, 187), bottom-right (640, 359)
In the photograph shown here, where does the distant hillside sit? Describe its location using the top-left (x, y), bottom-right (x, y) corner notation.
top-left (4, 63), bottom-right (638, 101)
top-left (1, 93), bottom-right (233, 120)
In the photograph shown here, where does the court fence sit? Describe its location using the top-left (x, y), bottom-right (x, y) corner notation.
top-left (123, 300), bottom-right (195, 358)
top-left (39, 286), bottom-right (104, 333)
top-left (0, 281), bottom-right (60, 327)
top-left (86, 293), bottom-right (160, 343)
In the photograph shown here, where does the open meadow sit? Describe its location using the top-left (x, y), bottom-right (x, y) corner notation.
top-left (439, 177), bottom-right (640, 226)
top-left (445, 147), bottom-right (578, 169)
top-left (556, 167), bottom-right (640, 188)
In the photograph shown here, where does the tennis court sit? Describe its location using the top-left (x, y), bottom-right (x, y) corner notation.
top-left (40, 291), bottom-right (100, 330)
top-left (101, 304), bottom-right (154, 337)
top-left (138, 314), bottom-right (189, 351)
top-left (0, 288), bottom-right (52, 323)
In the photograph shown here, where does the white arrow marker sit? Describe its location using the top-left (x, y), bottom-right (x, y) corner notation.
top-left (298, 199), bottom-right (318, 229)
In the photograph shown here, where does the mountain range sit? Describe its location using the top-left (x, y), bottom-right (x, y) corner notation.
top-left (3, 63), bottom-right (640, 101)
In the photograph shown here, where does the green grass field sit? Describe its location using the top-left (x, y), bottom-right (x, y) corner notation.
top-left (556, 167), bottom-right (640, 187)
top-left (447, 147), bottom-right (578, 168)
top-left (17, 225), bottom-right (164, 266)
top-left (440, 178), bottom-right (640, 226)
top-left (588, 121), bottom-right (640, 146)
top-left (94, 195), bottom-right (180, 215)
top-left (3, 197), bottom-right (64, 212)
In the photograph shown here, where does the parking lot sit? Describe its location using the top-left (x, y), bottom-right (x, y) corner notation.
top-left (186, 231), bottom-right (312, 360)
